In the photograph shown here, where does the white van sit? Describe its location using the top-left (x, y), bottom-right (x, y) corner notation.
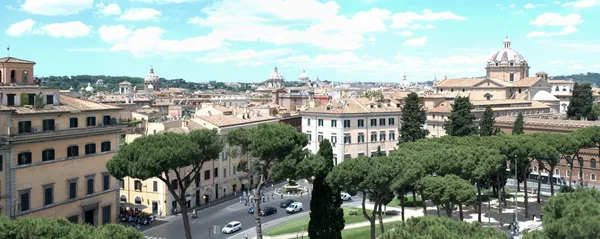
top-left (286, 202), bottom-right (303, 213)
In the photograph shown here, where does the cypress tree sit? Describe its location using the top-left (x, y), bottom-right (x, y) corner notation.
top-left (512, 112), bottom-right (524, 135)
top-left (479, 105), bottom-right (495, 136)
top-left (444, 96), bottom-right (478, 136)
top-left (309, 139), bottom-right (344, 239)
top-left (567, 82), bottom-right (596, 120)
top-left (399, 92), bottom-right (429, 143)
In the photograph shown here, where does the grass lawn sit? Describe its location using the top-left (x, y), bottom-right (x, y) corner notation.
top-left (387, 195), bottom-right (423, 208)
top-left (283, 221), bottom-right (405, 239)
top-left (263, 208), bottom-right (392, 236)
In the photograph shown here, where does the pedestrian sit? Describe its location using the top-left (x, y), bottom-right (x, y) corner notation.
top-left (300, 192), bottom-right (303, 197)
top-left (281, 194), bottom-right (283, 199)
top-left (272, 194), bottom-right (274, 199)
top-left (245, 233), bottom-right (249, 239)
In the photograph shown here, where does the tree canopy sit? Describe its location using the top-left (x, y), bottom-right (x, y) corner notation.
top-left (567, 82), bottom-right (596, 120)
top-left (0, 216), bottom-right (144, 239)
top-left (380, 216), bottom-right (508, 239)
top-left (399, 92), bottom-right (429, 143)
top-left (444, 96), bottom-right (477, 136)
top-left (512, 112), bottom-right (524, 135)
top-left (479, 105), bottom-right (495, 136)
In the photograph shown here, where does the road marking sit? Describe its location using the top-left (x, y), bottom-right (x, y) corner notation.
top-left (145, 236), bottom-right (167, 239)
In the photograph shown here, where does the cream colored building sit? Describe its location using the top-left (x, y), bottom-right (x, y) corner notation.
top-left (300, 97), bottom-right (402, 164)
top-left (0, 56), bottom-right (124, 226)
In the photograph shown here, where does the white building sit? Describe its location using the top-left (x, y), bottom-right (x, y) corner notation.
top-left (548, 79), bottom-right (574, 114)
top-left (300, 97), bottom-right (402, 165)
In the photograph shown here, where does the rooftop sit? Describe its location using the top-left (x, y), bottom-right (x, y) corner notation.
top-left (302, 97), bottom-right (402, 114)
top-left (8, 95), bottom-right (121, 114)
top-left (0, 56), bottom-right (35, 64)
top-left (193, 114), bottom-right (278, 128)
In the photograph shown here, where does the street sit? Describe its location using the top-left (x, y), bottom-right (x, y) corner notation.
top-left (143, 182), bottom-right (317, 239)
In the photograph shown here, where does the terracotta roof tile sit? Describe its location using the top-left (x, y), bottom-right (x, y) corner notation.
top-left (435, 78), bottom-right (486, 87)
top-left (193, 115), bottom-right (278, 127)
top-left (511, 77), bottom-right (541, 87)
top-left (0, 57), bottom-right (35, 64)
top-left (10, 95), bottom-right (121, 114)
top-left (302, 97), bottom-right (402, 114)
top-left (548, 80), bottom-right (574, 84)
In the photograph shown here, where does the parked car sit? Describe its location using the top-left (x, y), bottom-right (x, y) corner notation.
top-left (248, 207), bottom-right (254, 214)
top-left (286, 202), bottom-right (303, 213)
top-left (260, 206), bottom-right (278, 216)
top-left (341, 192), bottom-right (352, 201)
top-left (280, 199), bottom-right (296, 208)
top-left (222, 221), bottom-right (242, 234)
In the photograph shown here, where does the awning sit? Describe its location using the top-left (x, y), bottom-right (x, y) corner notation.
top-left (121, 202), bottom-right (148, 209)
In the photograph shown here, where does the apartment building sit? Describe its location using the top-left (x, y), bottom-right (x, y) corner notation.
top-left (301, 97), bottom-right (402, 164)
top-left (0, 56), bottom-right (124, 226)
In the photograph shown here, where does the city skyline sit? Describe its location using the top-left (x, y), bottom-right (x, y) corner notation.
top-left (2, 0), bottom-right (600, 82)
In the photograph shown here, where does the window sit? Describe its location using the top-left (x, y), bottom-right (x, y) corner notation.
top-left (20, 191), bottom-right (30, 211)
top-left (42, 149), bottom-right (55, 161)
top-left (592, 174), bottom-right (597, 181)
top-left (46, 95), bottom-right (54, 104)
top-left (591, 158), bottom-right (597, 168)
top-left (344, 154), bottom-right (351, 159)
top-left (389, 118), bottom-right (395, 126)
top-left (223, 168), bottom-right (227, 178)
top-left (18, 121), bottom-right (32, 134)
top-left (6, 94), bottom-right (15, 106)
top-left (67, 146), bottom-right (79, 158)
top-left (69, 180), bottom-right (77, 199)
top-left (102, 205), bottom-right (111, 224)
top-left (222, 151), bottom-right (228, 161)
top-left (358, 153), bottom-right (365, 157)
top-left (555, 168), bottom-right (560, 176)
top-left (204, 170), bottom-right (210, 180)
top-left (357, 119), bottom-right (364, 127)
top-left (358, 133), bottom-right (365, 143)
top-left (171, 179), bottom-right (178, 190)
top-left (120, 180), bottom-right (124, 189)
top-left (103, 115), bottom-right (111, 126)
top-left (318, 119), bottom-right (323, 126)
top-left (343, 134), bottom-right (351, 144)
top-left (134, 180), bottom-right (142, 191)
top-left (371, 133), bottom-right (377, 142)
top-left (103, 174), bottom-right (110, 191)
top-left (307, 133), bottom-right (312, 142)
top-left (343, 120), bottom-right (350, 128)
top-left (153, 181), bottom-right (158, 192)
top-left (70, 118), bottom-right (78, 128)
top-left (518, 88), bottom-right (522, 94)
top-left (380, 131), bottom-right (386, 141)
top-left (0, 155), bottom-right (3, 171)
top-left (370, 119), bottom-right (377, 127)
top-left (214, 168), bottom-right (219, 178)
top-left (566, 170), bottom-right (571, 177)
top-left (85, 143), bottom-right (96, 155)
top-left (43, 119), bottom-right (56, 131)
top-left (331, 136), bottom-right (337, 145)
top-left (28, 94), bottom-right (35, 105)
top-left (86, 177), bottom-right (94, 195)
top-left (44, 185), bottom-right (54, 206)
top-left (307, 119), bottom-right (311, 126)
top-left (317, 134), bottom-right (323, 143)
top-left (101, 141), bottom-right (111, 152)
top-left (18, 152), bottom-right (32, 165)
top-left (87, 116), bottom-right (96, 127)
top-left (331, 120), bottom-right (337, 127)
top-left (68, 216), bottom-right (78, 223)
top-left (379, 118), bottom-right (386, 126)
top-left (389, 131), bottom-right (396, 141)
top-left (578, 172), bottom-right (584, 179)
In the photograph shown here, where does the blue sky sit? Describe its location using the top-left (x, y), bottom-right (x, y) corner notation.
top-left (2, 0), bottom-right (600, 83)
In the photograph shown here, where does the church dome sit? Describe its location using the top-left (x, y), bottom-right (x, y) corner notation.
top-left (145, 67), bottom-right (159, 83)
top-left (298, 69), bottom-right (309, 81)
top-left (488, 37), bottom-right (527, 64)
top-left (532, 90), bottom-right (559, 101)
top-left (268, 67), bottom-right (284, 82)
top-left (148, 84), bottom-right (154, 90)
top-left (85, 83), bottom-right (94, 92)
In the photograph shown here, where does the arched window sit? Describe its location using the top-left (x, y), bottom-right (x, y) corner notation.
top-left (22, 70), bottom-right (28, 83)
top-left (134, 196), bottom-right (142, 204)
top-left (591, 158), bottom-right (597, 168)
top-left (578, 172), bottom-right (583, 179)
top-left (555, 168), bottom-right (560, 176)
top-left (566, 170), bottom-right (571, 177)
top-left (10, 70), bottom-right (16, 83)
top-left (591, 174), bottom-right (597, 181)
top-left (533, 166), bottom-right (538, 172)
top-left (0, 70), bottom-right (2, 82)
top-left (120, 195), bottom-right (127, 202)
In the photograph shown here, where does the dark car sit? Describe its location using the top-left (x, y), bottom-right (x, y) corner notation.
top-left (248, 207), bottom-right (254, 214)
top-left (280, 199), bottom-right (295, 208)
top-left (260, 206), bottom-right (277, 216)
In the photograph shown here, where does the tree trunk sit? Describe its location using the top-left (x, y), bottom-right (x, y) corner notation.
top-left (493, 185), bottom-right (497, 197)
top-left (178, 197), bottom-right (192, 239)
top-left (549, 165), bottom-right (555, 196)
top-left (445, 202), bottom-right (452, 218)
top-left (568, 157), bottom-right (574, 189)
top-left (458, 204), bottom-right (464, 221)
top-left (523, 170), bottom-right (529, 219)
top-left (502, 185), bottom-right (507, 207)
top-left (422, 197), bottom-right (427, 216)
top-left (378, 204), bottom-right (384, 234)
top-left (537, 170), bottom-right (542, 203)
top-left (497, 174), bottom-right (503, 226)
top-left (361, 192), bottom-right (376, 239)
top-left (579, 158), bottom-right (584, 187)
top-left (412, 190), bottom-right (417, 207)
top-left (477, 183), bottom-right (482, 222)
top-left (436, 205), bottom-right (440, 217)
top-left (253, 176), bottom-right (266, 239)
top-left (400, 193), bottom-right (405, 221)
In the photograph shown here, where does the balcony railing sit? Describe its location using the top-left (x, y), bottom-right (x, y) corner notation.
top-left (1, 123), bottom-right (127, 143)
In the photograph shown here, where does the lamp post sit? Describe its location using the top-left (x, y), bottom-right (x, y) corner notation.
top-left (488, 182), bottom-right (491, 227)
top-left (205, 187), bottom-right (212, 239)
top-left (513, 155), bottom-right (519, 237)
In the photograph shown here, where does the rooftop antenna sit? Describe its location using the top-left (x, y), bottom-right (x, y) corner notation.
top-left (7, 45), bottom-right (10, 57)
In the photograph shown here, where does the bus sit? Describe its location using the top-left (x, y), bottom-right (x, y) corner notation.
top-left (527, 171), bottom-right (567, 186)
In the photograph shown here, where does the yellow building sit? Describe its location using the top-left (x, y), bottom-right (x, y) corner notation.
top-left (0, 56), bottom-right (125, 225)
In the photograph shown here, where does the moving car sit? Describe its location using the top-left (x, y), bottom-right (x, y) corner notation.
top-left (248, 207), bottom-right (254, 214)
top-left (222, 221), bottom-right (242, 234)
top-left (286, 202), bottom-right (303, 213)
top-left (341, 192), bottom-right (352, 201)
top-left (260, 206), bottom-right (278, 216)
top-left (280, 199), bottom-right (296, 208)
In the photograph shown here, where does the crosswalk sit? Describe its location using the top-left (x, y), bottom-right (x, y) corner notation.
top-left (145, 236), bottom-right (167, 239)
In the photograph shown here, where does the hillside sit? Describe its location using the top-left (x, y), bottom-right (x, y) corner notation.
top-left (552, 72), bottom-right (600, 86)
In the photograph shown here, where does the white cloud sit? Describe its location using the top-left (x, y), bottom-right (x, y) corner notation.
top-left (194, 48), bottom-right (302, 66)
top-left (594, 64), bottom-right (600, 68)
top-left (509, 4), bottom-right (516, 8)
top-left (524, 3), bottom-right (536, 8)
top-left (98, 25), bottom-right (223, 57)
top-left (118, 8), bottom-right (161, 21)
top-left (526, 26), bottom-right (578, 38)
top-left (22, 0), bottom-right (93, 16)
top-left (529, 13), bottom-right (583, 26)
top-left (38, 21), bottom-right (92, 38)
top-left (390, 9), bottom-right (467, 29)
top-left (561, 0), bottom-right (598, 8)
top-left (96, 3), bottom-right (121, 16)
top-left (403, 36), bottom-right (428, 46)
top-left (6, 19), bottom-right (36, 37)
top-left (5, 4), bottom-right (16, 10)
top-left (549, 60), bottom-right (564, 64)
top-left (398, 31), bottom-right (413, 36)
top-left (512, 10), bottom-right (524, 14)
top-left (569, 64), bottom-right (584, 70)
top-left (130, 0), bottom-right (200, 3)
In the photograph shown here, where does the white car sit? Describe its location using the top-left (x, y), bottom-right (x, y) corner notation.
top-left (341, 192), bottom-right (352, 201)
top-left (286, 202), bottom-right (303, 213)
top-left (222, 221), bottom-right (242, 234)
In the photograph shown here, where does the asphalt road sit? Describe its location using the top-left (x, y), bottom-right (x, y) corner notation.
top-left (143, 184), bottom-right (314, 239)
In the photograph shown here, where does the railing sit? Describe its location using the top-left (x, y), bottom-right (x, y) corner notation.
top-left (2, 122), bottom-right (126, 137)
top-left (2, 123), bottom-right (127, 143)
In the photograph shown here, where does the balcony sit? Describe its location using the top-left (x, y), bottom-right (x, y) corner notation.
top-left (2, 123), bottom-right (128, 144)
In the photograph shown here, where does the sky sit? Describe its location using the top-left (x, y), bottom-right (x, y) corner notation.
top-left (2, 0), bottom-right (600, 83)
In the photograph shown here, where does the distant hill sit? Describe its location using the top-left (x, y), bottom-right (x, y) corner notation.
top-left (552, 72), bottom-right (600, 86)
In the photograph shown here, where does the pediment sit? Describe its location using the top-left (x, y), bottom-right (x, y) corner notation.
top-left (473, 78), bottom-right (506, 88)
